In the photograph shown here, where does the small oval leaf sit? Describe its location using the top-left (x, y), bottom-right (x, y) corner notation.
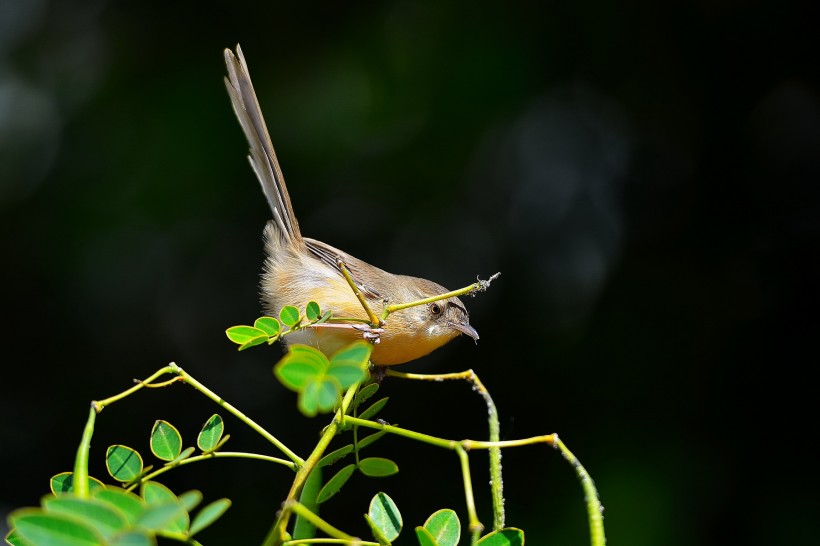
top-left (358, 457), bottom-right (399, 477)
top-left (275, 345), bottom-right (329, 391)
top-left (42, 496), bottom-right (126, 539)
top-left (150, 420), bottom-right (182, 461)
top-left (353, 383), bottom-right (379, 411)
top-left (140, 482), bottom-right (188, 533)
top-left (106, 446), bottom-right (143, 483)
top-left (50, 473), bottom-right (105, 494)
top-left (476, 528), bottom-right (525, 546)
top-left (93, 487), bottom-right (146, 526)
top-left (416, 526), bottom-right (440, 546)
top-left (317, 464), bottom-right (356, 504)
top-left (198, 414), bottom-right (224, 452)
top-left (424, 509), bottom-right (461, 546)
top-left (109, 532), bottom-right (153, 546)
top-left (189, 498), bottom-right (232, 536)
top-left (279, 305), bottom-right (301, 327)
top-left (368, 492), bottom-right (402, 541)
top-left (317, 445), bottom-right (354, 468)
top-left (254, 316), bottom-right (281, 337)
top-left (10, 509), bottom-right (103, 546)
top-left (299, 377), bottom-right (341, 417)
top-left (305, 301), bottom-right (321, 322)
top-left (329, 341), bottom-right (373, 370)
top-left (326, 363), bottom-right (367, 391)
top-left (225, 326), bottom-right (268, 348)
top-left (358, 397), bottom-right (389, 421)
top-left (356, 429), bottom-right (390, 451)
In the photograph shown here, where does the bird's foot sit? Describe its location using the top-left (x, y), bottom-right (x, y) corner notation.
top-left (352, 323), bottom-right (385, 344)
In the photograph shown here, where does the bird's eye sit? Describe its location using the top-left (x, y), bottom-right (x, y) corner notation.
top-left (430, 303), bottom-right (442, 316)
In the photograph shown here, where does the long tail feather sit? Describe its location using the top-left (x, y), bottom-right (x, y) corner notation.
top-left (224, 45), bottom-right (301, 244)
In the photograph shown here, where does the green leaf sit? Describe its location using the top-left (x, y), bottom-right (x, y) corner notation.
top-left (178, 490), bottom-right (203, 512)
top-left (326, 363), bottom-right (367, 391)
top-left (423, 509), bottom-right (460, 546)
top-left (106, 446), bottom-right (143, 483)
top-left (225, 326), bottom-right (268, 350)
top-left (189, 499), bottom-right (231, 536)
top-left (93, 488), bottom-right (146, 526)
top-left (317, 445), bottom-right (354, 468)
top-left (253, 316), bottom-right (281, 337)
top-left (358, 457), bottom-right (399, 477)
top-left (166, 446), bottom-right (195, 466)
top-left (274, 345), bottom-right (329, 391)
top-left (329, 341), bottom-right (372, 369)
top-left (42, 496), bottom-right (126, 539)
top-left (299, 378), bottom-right (341, 416)
top-left (140, 482), bottom-right (188, 533)
top-left (352, 383), bottom-right (379, 411)
top-left (10, 509), bottom-right (103, 546)
top-left (279, 305), bottom-right (301, 327)
top-left (356, 429), bottom-right (390, 451)
top-left (150, 420), bottom-right (182, 461)
top-left (305, 301), bottom-right (321, 322)
top-left (50, 473), bottom-right (104, 495)
top-left (476, 528), bottom-right (525, 545)
top-left (4, 528), bottom-right (32, 546)
top-left (315, 310), bottom-right (332, 324)
top-left (358, 397), bottom-right (389, 421)
top-left (134, 502), bottom-right (187, 534)
top-left (415, 526), bottom-right (439, 546)
top-left (108, 532), bottom-right (153, 546)
top-left (364, 514), bottom-right (390, 546)
top-left (316, 464), bottom-right (355, 504)
top-left (197, 414), bottom-right (224, 452)
top-left (368, 492), bottom-right (402, 542)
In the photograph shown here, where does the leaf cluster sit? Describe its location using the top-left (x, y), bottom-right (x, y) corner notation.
top-left (6, 416), bottom-right (231, 545)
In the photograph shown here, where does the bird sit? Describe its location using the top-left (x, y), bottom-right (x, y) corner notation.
top-left (224, 45), bottom-right (478, 366)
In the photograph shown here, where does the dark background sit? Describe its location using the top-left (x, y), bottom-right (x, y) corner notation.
top-left (2, 1), bottom-right (818, 544)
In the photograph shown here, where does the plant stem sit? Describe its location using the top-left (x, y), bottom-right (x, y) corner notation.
top-left (263, 384), bottom-right (361, 546)
top-left (380, 272), bottom-right (499, 320)
top-left (386, 369), bottom-right (505, 530)
top-left (554, 435), bottom-right (606, 546)
top-left (124, 452), bottom-right (296, 492)
top-left (72, 405), bottom-right (97, 498)
top-left (342, 417), bottom-right (605, 546)
top-left (455, 445), bottom-right (484, 543)
top-left (337, 259), bottom-right (381, 326)
top-left (170, 363), bottom-right (303, 465)
top-left (285, 501), bottom-right (362, 543)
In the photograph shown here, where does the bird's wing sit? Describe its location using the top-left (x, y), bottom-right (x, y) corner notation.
top-left (304, 238), bottom-right (384, 300)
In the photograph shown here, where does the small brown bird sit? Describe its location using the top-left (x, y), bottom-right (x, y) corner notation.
top-left (224, 45), bottom-right (478, 365)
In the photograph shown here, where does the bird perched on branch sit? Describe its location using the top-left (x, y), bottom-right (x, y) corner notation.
top-left (224, 45), bottom-right (480, 365)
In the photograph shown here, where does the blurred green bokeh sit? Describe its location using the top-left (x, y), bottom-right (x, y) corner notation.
top-left (2, 1), bottom-right (818, 544)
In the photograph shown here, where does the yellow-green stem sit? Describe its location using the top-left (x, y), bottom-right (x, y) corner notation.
top-left (263, 385), bottom-right (360, 546)
top-left (72, 405), bottom-right (97, 498)
top-left (171, 363), bottom-right (303, 465)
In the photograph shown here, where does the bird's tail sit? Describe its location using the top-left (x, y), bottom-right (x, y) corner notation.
top-left (224, 45), bottom-right (301, 244)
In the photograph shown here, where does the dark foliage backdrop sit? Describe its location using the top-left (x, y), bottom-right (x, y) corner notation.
top-left (2, 1), bottom-right (818, 544)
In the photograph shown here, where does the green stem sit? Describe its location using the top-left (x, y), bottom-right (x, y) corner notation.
top-left (125, 452), bottom-right (296, 492)
top-left (380, 273), bottom-right (499, 320)
top-left (285, 501), bottom-right (361, 542)
top-left (384, 369), bottom-right (505, 530)
top-left (263, 385), bottom-right (361, 546)
top-left (72, 405), bottom-right (97, 498)
top-left (555, 436), bottom-right (606, 546)
top-left (455, 445), bottom-right (484, 543)
top-left (170, 363), bottom-right (303, 465)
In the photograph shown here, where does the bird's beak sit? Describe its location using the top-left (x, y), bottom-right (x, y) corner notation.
top-left (450, 321), bottom-right (479, 342)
